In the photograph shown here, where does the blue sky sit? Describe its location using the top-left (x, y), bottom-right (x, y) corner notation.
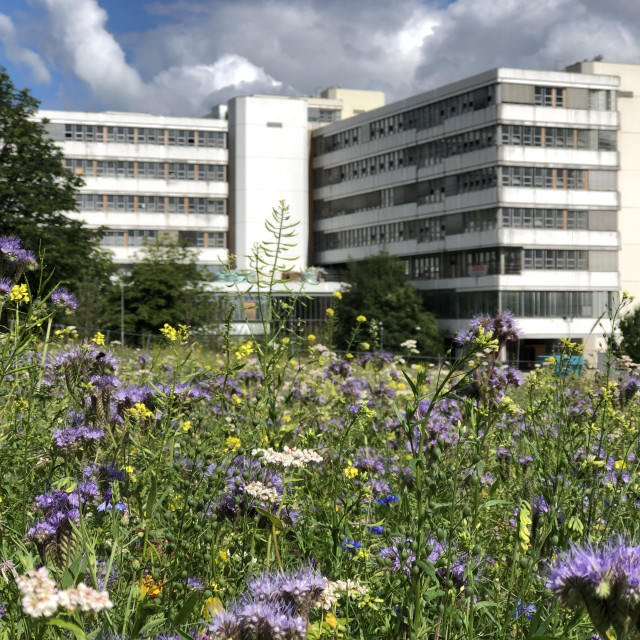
top-left (2, 0), bottom-right (639, 116)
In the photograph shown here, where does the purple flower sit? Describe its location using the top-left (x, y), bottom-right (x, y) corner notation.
top-left (0, 236), bottom-right (22, 259)
top-left (50, 288), bottom-right (79, 313)
top-left (0, 277), bottom-right (11, 298)
top-left (547, 539), bottom-right (640, 640)
top-left (53, 426), bottom-right (104, 451)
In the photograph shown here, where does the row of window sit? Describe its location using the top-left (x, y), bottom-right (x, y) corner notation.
top-left (65, 159), bottom-right (226, 181)
top-left (76, 194), bottom-right (227, 214)
top-left (63, 124), bottom-right (227, 147)
top-left (317, 127), bottom-right (497, 186)
top-left (317, 127), bottom-right (615, 188)
top-left (409, 248), bottom-right (600, 281)
top-left (502, 125), bottom-right (617, 150)
top-left (100, 230), bottom-right (226, 248)
top-left (502, 208), bottom-right (589, 230)
top-left (314, 83), bottom-right (616, 157)
top-left (314, 207), bottom-right (600, 252)
top-left (523, 249), bottom-right (588, 270)
top-left (501, 166), bottom-right (588, 189)
top-left (424, 290), bottom-right (615, 320)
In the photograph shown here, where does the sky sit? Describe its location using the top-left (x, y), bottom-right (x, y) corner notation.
top-left (1, 0), bottom-right (640, 116)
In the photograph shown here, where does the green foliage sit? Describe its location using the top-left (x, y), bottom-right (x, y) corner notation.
top-left (618, 299), bottom-right (640, 362)
top-left (0, 66), bottom-right (110, 292)
top-left (335, 252), bottom-right (443, 355)
top-left (116, 235), bottom-right (219, 339)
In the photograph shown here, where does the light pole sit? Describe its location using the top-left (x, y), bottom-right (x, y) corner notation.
top-left (110, 270), bottom-right (130, 346)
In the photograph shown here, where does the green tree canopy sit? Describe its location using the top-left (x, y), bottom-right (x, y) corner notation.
top-left (116, 236), bottom-right (220, 341)
top-left (335, 252), bottom-right (443, 355)
top-left (0, 66), bottom-right (108, 291)
top-left (618, 304), bottom-right (640, 363)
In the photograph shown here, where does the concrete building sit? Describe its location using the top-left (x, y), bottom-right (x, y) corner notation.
top-left (40, 89), bottom-right (384, 274)
top-left (42, 110), bottom-right (229, 272)
top-left (311, 68), bottom-right (621, 362)
top-left (566, 62), bottom-right (640, 305)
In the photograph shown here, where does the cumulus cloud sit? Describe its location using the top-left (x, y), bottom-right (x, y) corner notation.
top-left (32, 0), bottom-right (284, 114)
top-left (414, 0), bottom-right (640, 90)
top-left (12, 0), bottom-right (640, 113)
top-left (0, 13), bottom-right (50, 83)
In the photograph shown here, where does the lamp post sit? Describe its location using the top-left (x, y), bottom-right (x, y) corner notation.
top-left (110, 270), bottom-right (130, 347)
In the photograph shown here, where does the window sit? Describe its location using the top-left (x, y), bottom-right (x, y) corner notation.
top-left (100, 231), bottom-right (125, 246)
top-left (535, 86), bottom-right (564, 107)
top-left (127, 229), bottom-right (156, 246)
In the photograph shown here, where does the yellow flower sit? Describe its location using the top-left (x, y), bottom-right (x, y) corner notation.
top-left (307, 334), bottom-right (316, 341)
top-left (361, 342), bottom-right (370, 350)
top-left (235, 341), bottom-right (254, 359)
top-left (91, 332), bottom-right (106, 346)
top-left (356, 315), bottom-right (367, 323)
top-left (326, 307), bottom-right (334, 316)
top-left (125, 465), bottom-right (137, 482)
top-left (615, 459), bottom-right (627, 470)
top-left (226, 436), bottom-right (241, 450)
top-left (333, 291), bottom-right (342, 300)
top-left (127, 403), bottom-right (154, 421)
top-left (346, 353), bottom-right (354, 359)
top-left (343, 462), bottom-right (358, 479)
top-left (290, 359), bottom-right (299, 367)
top-left (10, 284), bottom-right (29, 304)
top-left (282, 337), bottom-right (290, 345)
top-left (181, 420), bottom-right (192, 432)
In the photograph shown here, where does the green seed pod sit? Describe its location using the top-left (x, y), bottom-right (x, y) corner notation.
top-left (437, 436), bottom-right (445, 449)
top-left (472, 544), bottom-right (482, 556)
top-left (411, 565), bottom-right (420, 576)
top-left (470, 475), bottom-right (480, 486)
top-left (463, 506), bottom-right (472, 518)
top-left (519, 557), bottom-right (530, 570)
top-left (454, 617), bottom-right (463, 630)
top-left (437, 528), bottom-right (446, 542)
top-left (550, 535), bottom-right (559, 546)
top-left (432, 447), bottom-right (442, 460)
top-left (204, 533), bottom-right (213, 543)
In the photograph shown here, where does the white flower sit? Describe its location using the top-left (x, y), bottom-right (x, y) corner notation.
top-left (252, 446), bottom-right (323, 468)
top-left (16, 567), bottom-right (112, 617)
top-left (244, 481), bottom-right (279, 503)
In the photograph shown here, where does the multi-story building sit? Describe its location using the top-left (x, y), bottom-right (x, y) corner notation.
top-left (41, 110), bottom-right (230, 272)
top-left (40, 90), bottom-right (385, 274)
top-left (311, 68), bottom-right (621, 362)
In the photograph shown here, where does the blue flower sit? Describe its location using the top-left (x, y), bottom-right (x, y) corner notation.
top-left (367, 525), bottom-right (384, 534)
top-left (342, 539), bottom-right (362, 552)
top-left (376, 494), bottom-right (399, 505)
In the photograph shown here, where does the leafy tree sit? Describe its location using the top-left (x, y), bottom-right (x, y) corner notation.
top-left (618, 304), bottom-right (640, 362)
top-left (116, 236), bottom-right (220, 341)
top-left (335, 252), bottom-right (443, 355)
top-left (0, 66), bottom-right (109, 291)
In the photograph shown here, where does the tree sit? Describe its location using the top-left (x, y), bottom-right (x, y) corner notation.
top-left (335, 252), bottom-right (443, 355)
top-left (0, 66), bottom-right (109, 292)
top-left (116, 236), bottom-right (220, 341)
top-left (618, 304), bottom-right (640, 363)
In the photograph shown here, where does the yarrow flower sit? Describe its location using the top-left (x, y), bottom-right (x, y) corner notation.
top-left (547, 538), bottom-right (640, 640)
top-left (252, 446), bottom-right (323, 468)
top-left (16, 567), bottom-right (112, 618)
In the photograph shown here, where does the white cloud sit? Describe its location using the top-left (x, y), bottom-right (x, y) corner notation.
top-left (32, 0), bottom-right (284, 114)
top-left (13, 0), bottom-right (640, 112)
top-left (0, 13), bottom-right (50, 83)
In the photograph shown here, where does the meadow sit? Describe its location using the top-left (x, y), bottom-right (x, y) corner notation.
top-left (1, 233), bottom-right (640, 640)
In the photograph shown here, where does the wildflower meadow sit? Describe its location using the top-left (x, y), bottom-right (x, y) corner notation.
top-left (1, 223), bottom-right (640, 640)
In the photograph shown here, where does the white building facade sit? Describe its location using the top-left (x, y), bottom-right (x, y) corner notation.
top-left (311, 68), bottom-right (621, 362)
top-left (41, 110), bottom-right (230, 271)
